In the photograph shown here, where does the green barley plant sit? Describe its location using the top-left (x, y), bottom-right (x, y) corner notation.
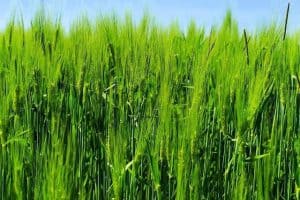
top-left (0, 9), bottom-right (300, 200)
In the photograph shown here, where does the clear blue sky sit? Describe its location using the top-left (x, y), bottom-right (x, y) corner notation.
top-left (0, 0), bottom-right (299, 33)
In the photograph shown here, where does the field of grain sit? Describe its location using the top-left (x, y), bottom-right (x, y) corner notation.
top-left (0, 11), bottom-right (300, 199)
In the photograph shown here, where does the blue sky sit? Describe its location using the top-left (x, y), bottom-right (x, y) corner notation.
top-left (0, 0), bottom-right (299, 33)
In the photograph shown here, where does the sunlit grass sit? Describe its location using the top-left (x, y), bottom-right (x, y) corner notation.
top-left (0, 10), bottom-right (300, 199)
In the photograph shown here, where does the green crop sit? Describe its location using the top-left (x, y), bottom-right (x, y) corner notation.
top-left (0, 10), bottom-right (300, 200)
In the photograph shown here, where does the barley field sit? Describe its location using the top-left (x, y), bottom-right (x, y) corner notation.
top-left (0, 11), bottom-right (300, 199)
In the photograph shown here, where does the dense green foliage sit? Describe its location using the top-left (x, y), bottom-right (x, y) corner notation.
top-left (1, 12), bottom-right (300, 199)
